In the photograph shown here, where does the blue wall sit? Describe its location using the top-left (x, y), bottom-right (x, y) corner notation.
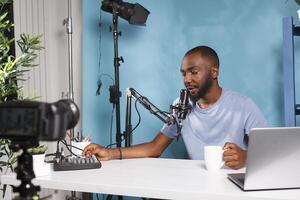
top-left (82, 0), bottom-right (299, 158)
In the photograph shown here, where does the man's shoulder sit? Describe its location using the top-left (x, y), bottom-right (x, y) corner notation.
top-left (223, 89), bottom-right (253, 102)
top-left (222, 89), bottom-right (258, 108)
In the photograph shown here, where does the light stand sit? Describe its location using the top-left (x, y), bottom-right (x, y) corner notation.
top-left (109, 4), bottom-right (123, 148)
top-left (100, 0), bottom-right (150, 148)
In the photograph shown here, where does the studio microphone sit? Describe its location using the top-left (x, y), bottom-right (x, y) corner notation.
top-left (178, 89), bottom-right (190, 121)
top-left (174, 89), bottom-right (190, 127)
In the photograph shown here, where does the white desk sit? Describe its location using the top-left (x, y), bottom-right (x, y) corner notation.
top-left (1, 158), bottom-right (299, 200)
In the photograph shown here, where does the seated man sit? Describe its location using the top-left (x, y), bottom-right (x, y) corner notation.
top-left (83, 45), bottom-right (267, 169)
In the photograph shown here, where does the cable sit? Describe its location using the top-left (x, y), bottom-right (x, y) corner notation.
top-left (45, 139), bottom-right (83, 163)
top-left (96, 11), bottom-right (116, 148)
top-left (96, 10), bottom-right (114, 96)
top-left (105, 98), bottom-right (142, 148)
top-left (60, 139), bottom-right (82, 157)
top-left (96, 9), bottom-right (103, 96)
top-left (96, 74), bottom-right (114, 96)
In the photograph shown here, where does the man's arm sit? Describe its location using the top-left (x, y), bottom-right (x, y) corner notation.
top-left (223, 98), bottom-right (267, 170)
top-left (83, 132), bottom-right (172, 161)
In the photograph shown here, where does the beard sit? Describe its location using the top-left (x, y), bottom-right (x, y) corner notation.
top-left (189, 76), bottom-right (213, 104)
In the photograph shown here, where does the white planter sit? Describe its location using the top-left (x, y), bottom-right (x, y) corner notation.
top-left (32, 154), bottom-right (51, 177)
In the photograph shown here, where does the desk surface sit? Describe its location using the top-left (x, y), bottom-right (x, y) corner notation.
top-left (1, 158), bottom-right (299, 200)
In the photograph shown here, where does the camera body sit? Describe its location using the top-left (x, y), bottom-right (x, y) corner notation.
top-left (0, 99), bottom-right (80, 142)
top-left (0, 99), bottom-right (80, 198)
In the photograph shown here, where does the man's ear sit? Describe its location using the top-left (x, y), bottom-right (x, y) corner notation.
top-left (211, 67), bottom-right (219, 79)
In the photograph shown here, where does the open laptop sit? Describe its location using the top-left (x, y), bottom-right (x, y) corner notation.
top-left (227, 127), bottom-right (300, 191)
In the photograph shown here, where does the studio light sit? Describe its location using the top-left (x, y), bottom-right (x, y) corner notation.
top-left (101, 0), bottom-right (150, 25)
top-left (99, 0), bottom-right (150, 155)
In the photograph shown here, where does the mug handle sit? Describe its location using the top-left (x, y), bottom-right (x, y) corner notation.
top-left (221, 149), bottom-right (225, 168)
top-left (220, 161), bottom-right (225, 168)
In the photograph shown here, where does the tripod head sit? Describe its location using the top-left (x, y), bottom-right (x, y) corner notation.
top-left (11, 143), bottom-right (40, 200)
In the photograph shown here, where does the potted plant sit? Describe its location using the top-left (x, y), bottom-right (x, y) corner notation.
top-left (27, 145), bottom-right (51, 177)
top-left (0, 0), bottom-right (43, 197)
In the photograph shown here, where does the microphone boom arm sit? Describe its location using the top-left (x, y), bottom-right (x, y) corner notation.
top-left (126, 88), bottom-right (175, 125)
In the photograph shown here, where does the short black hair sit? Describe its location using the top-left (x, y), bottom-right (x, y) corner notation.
top-left (185, 45), bottom-right (219, 68)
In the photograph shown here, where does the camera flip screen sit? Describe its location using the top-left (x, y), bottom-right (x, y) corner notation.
top-left (0, 107), bottom-right (39, 138)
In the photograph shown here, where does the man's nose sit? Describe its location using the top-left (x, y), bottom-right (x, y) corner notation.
top-left (184, 74), bottom-right (192, 85)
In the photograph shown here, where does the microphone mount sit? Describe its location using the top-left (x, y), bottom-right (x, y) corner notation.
top-left (127, 88), bottom-right (176, 125)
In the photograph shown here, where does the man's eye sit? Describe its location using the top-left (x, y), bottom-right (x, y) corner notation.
top-left (191, 70), bottom-right (198, 74)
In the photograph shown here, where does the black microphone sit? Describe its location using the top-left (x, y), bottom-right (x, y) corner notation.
top-left (168, 89), bottom-right (190, 139)
top-left (178, 89), bottom-right (190, 121)
top-left (174, 89), bottom-right (190, 129)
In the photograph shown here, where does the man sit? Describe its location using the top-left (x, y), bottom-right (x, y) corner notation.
top-left (83, 45), bottom-right (267, 169)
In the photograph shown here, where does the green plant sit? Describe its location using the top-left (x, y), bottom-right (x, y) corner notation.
top-left (0, 0), bottom-right (43, 197)
top-left (27, 144), bottom-right (48, 155)
top-left (0, 26), bottom-right (43, 101)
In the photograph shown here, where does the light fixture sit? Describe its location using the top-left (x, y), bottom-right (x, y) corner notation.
top-left (101, 0), bottom-right (150, 25)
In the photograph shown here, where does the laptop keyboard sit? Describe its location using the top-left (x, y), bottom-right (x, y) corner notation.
top-left (228, 173), bottom-right (245, 187)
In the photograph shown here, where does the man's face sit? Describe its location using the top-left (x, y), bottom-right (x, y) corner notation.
top-left (180, 53), bottom-right (214, 103)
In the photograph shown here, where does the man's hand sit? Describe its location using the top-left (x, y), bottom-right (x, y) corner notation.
top-left (83, 143), bottom-right (111, 161)
top-left (223, 143), bottom-right (247, 170)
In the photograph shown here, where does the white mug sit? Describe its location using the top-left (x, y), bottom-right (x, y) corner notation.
top-left (204, 145), bottom-right (225, 171)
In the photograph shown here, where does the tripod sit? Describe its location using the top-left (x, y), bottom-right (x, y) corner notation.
top-left (10, 142), bottom-right (40, 200)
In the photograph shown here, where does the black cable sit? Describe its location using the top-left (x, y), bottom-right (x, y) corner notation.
top-left (96, 9), bottom-right (114, 96)
top-left (56, 140), bottom-right (60, 158)
top-left (45, 139), bottom-right (82, 163)
top-left (132, 97), bottom-right (143, 132)
top-left (96, 9), bottom-right (103, 96)
top-left (60, 139), bottom-right (82, 157)
top-left (96, 74), bottom-right (114, 96)
top-left (105, 98), bottom-right (142, 148)
top-left (96, 10), bottom-right (115, 149)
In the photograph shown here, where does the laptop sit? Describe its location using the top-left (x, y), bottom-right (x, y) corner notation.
top-left (227, 127), bottom-right (300, 191)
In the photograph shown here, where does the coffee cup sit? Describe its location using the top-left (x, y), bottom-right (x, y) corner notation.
top-left (204, 145), bottom-right (225, 171)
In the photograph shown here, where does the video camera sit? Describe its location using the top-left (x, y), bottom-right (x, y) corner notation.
top-left (0, 99), bottom-right (80, 199)
top-left (0, 99), bottom-right (80, 146)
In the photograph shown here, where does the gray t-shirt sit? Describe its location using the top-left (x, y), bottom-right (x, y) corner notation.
top-left (161, 89), bottom-right (268, 160)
